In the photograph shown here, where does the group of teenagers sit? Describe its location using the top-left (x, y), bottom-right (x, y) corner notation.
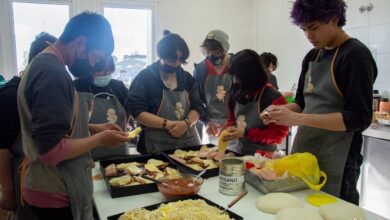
top-left (0, 0), bottom-right (378, 219)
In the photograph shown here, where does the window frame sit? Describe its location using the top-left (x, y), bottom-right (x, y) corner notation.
top-left (0, 0), bottom-right (159, 79)
top-left (0, 0), bottom-right (71, 79)
top-left (99, 0), bottom-right (159, 64)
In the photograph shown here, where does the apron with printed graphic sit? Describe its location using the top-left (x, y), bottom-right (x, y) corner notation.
top-left (292, 48), bottom-right (354, 197)
top-left (204, 74), bottom-right (232, 142)
top-left (144, 90), bottom-right (201, 153)
top-left (233, 89), bottom-right (277, 155)
top-left (89, 91), bottom-right (127, 160)
top-left (204, 73), bottom-right (232, 120)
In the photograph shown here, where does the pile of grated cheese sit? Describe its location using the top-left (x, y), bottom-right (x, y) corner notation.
top-left (118, 199), bottom-right (232, 220)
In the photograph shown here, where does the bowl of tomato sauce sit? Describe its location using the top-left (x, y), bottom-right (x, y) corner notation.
top-left (156, 174), bottom-right (204, 200)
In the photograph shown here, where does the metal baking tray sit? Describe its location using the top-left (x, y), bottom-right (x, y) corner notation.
top-left (245, 170), bottom-right (307, 194)
top-left (162, 144), bottom-right (242, 178)
top-left (107, 194), bottom-right (243, 220)
top-left (99, 153), bottom-right (179, 198)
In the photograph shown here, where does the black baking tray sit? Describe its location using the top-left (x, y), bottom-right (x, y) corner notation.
top-left (99, 153), bottom-right (180, 198)
top-left (106, 194), bottom-right (243, 220)
top-left (162, 144), bottom-right (242, 178)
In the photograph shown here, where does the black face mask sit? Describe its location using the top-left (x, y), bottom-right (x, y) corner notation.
top-left (207, 54), bottom-right (225, 66)
top-left (161, 63), bottom-right (180, 73)
top-left (68, 58), bottom-right (93, 78)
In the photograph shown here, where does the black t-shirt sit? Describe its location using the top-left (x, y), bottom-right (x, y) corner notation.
top-left (0, 77), bottom-right (21, 151)
top-left (23, 53), bottom-right (74, 154)
top-left (127, 61), bottom-right (204, 118)
top-left (127, 61), bottom-right (204, 153)
top-left (74, 77), bottom-right (129, 114)
top-left (268, 73), bottom-right (279, 90)
top-left (294, 38), bottom-right (377, 168)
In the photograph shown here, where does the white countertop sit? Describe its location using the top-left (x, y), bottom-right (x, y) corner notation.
top-left (93, 163), bottom-right (387, 220)
top-left (363, 123), bottom-right (390, 141)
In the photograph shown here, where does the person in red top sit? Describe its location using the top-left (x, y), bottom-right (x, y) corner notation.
top-left (193, 30), bottom-right (232, 143)
top-left (223, 49), bottom-right (288, 155)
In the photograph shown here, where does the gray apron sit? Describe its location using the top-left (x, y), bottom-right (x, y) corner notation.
top-left (144, 90), bottom-right (200, 153)
top-left (89, 90), bottom-right (127, 160)
top-left (204, 73), bottom-right (232, 145)
top-left (233, 88), bottom-right (277, 155)
top-left (57, 91), bottom-right (94, 220)
top-left (11, 136), bottom-right (37, 220)
top-left (204, 73), bottom-right (232, 119)
top-left (18, 70), bottom-right (94, 220)
top-left (292, 48), bottom-right (354, 197)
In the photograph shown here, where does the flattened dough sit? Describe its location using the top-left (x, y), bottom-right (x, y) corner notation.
top-left (276, 207), bottom-right (324, 220)
top-left (256, 193), bottom-right (302, 214)
top-left (319, 202), bottom-right (366, 220)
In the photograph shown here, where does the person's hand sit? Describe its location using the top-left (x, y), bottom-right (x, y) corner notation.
top-left (0, 189), bottom-right (16, 210)
top-left (89, 123), bottom-right (123, 134)
top-left (206, 121), bottom-right (218, 137)
top-left (222, 126), bottom-right (245, 141)
top-left (96, 130), bottom-right (129, 147)
top-left (260, 105), bottom-right (277, 125)
top-left (168, 121), bottom-right (188, 138)
top-left (165, 120), bottom-right (175, 130)
top-left (267, 106), bottom-right (300, 126)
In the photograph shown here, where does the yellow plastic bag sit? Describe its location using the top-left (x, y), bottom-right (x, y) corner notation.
top-left (265, 152), bottom-right (327, 191)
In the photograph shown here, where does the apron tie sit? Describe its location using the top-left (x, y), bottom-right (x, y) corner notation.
top-left (18, 157), bottom-right (29, 206)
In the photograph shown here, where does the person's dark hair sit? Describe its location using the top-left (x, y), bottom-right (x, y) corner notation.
top-left (156, 30), bottom-right (189, 63)
top-left (201, 39), bottom-right (224, 52)
top-left (59, 11), bottom-right (114, 54)
top-left (28, 32), bottom-right (57, 64)
top-left (259, 52), bottom-right (278, 70)
top-left (290, 0), bottom-right (347, 27)
top-left (229, 49), bottom-right (269, 101)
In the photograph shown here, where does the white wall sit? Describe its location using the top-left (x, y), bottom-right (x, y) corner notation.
top-left (159, 0), bottom-right (256, 73)
top-left (255, 0), bottom-right (390, 98)
top-left (255, 0), bottom-right (311, 93)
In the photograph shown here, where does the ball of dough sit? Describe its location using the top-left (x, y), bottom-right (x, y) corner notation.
top-left (256, 193), bottom-right (302, 214)
top-left (319, 202), bottom-right (366, 220)
top-left (276, 207), bottom-right (324, 220)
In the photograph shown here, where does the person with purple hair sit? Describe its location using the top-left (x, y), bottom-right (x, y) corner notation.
top-left (260, 0), bottom-right (377, 205)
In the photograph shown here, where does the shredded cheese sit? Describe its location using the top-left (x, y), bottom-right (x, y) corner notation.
top-left (118, 199), bottom-right (233, 220)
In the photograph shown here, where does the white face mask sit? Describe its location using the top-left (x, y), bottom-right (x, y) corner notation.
top-left (93, 74), bottom-right (112, 87)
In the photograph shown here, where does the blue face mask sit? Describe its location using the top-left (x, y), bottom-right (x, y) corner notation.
top-left (93, 75), bottom-right (111, 87)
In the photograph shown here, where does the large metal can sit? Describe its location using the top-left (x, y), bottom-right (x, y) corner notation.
top-left (219, 158), bottom-right (245, 195)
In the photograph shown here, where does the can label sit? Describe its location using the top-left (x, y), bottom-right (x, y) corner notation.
top-left (219, 174), bottom-right (245, 195)
top-left (219, 158), bottom-right (245, 195)
top-left (219, 174), bottom-right (245, 184)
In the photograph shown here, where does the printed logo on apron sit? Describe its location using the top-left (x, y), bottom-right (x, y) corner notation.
top-left (236, 115), bottom-right (247, 129)
top-left (216, 84), bottom-right (227, 102)
top-left (106, 108), bottom-right (118, 123)
top-left (306, 73), bottom-right (315, 93)
top-left (174, 102), bottom-right (185, 119)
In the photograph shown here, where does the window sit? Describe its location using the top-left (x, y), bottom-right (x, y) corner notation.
top-left (12, 2), bottom-right (69, 73)
top-left (103, 6), bottom-right (153, 88)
